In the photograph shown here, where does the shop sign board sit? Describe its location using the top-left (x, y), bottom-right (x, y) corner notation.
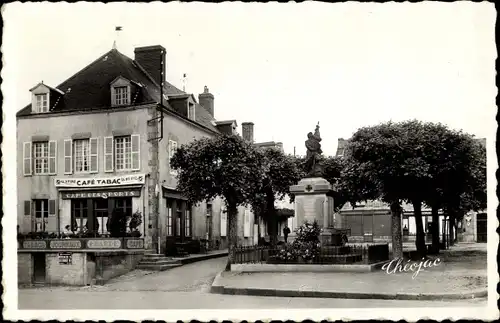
top-left (54, 174), bottom-right (145, 188)
top-left (61, 190), bottom-right (141, 199)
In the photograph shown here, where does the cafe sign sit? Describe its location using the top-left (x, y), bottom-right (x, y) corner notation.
top-left (55, 174), bottom-right (145, 188)
top-left (62, 190), bottom-right (141, 199)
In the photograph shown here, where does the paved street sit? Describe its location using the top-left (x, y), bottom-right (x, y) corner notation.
top-left (19, 257), bottom-right (487, 309)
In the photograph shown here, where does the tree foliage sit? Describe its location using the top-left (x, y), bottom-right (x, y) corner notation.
top-left (249, 148), bottom-right (302, 246)
top-left (170, 134), bottom-right (266, 270)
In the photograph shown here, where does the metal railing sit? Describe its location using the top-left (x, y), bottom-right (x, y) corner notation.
top-left (234, 243), bottom-right (389, 265)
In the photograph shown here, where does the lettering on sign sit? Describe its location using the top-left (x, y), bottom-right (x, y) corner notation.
top-left (22, 240), bottom-right (47, 249)
top-left (54, 174), bottom-right (145, 188)
top-left (126, 239), bottom-right (144, 249)
top-left (58, 252), bottom-right (73, 265)
top-left (87, 239), bottom-right (122, 249)
top-left (50, 240), bottom-right (82, 249)
top-left (62, 190), bottom-right (141, 200)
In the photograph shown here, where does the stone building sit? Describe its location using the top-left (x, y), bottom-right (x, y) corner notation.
top-left (16, 44), bottom-right (257, 257)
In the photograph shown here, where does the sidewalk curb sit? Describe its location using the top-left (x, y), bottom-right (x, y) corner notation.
top-left (210, 271), bottom-right (487, 301)
top-left (177, 250), bottom-right (228, 265)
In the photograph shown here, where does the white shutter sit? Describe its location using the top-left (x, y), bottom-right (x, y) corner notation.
top-left (64, 139), bottom-right (72, 174)
top-left (89, 137), bottom-right (99, 173)
top-left (131, 134), bottom-right (140, 170)
top-left (23, 142), bottom-right (32, 176)
top-left (48, 140), bottom-right (57, 174)
top-left (104, 136), bottom-right (114, 172)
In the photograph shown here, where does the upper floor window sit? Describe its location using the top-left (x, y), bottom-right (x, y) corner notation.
top-left (115, 136), bottom-right (132, 170)
top-left (115, 86), bottom-right (129, 106)
top-left (33, 141), bottom-right (49, 174)
top-left (104, 134), bottom-right (140, 172)
top-left (74, 139), bottom-right (90, 173)
top-left (169, 140), bottom-right (178, 175)
top-left (110, 76), bottom-right (132, 107)
top-left (63, 138), bottom-right (98, 174)
top-left (35, 94), bottom-right (49, 113)
top-left (23, 141), bottom-right (56, 176)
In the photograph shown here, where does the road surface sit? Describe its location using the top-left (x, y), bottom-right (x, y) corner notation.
top-left (19, 257), bottom-right (487, 309)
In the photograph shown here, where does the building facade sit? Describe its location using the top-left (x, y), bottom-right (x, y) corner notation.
top-left (17, 44), bottom-right (258, 257)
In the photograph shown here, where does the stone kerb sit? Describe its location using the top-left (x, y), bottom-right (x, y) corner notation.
top-left (231, 262), bottom-right (385, 273)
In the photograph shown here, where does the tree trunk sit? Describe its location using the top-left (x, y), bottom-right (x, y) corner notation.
top-left (225, 202), bottom-right (239, 271)
top-left (390, 200), bottom-right (403, 259)
top-left (412, 200), bottom-right (427, 257)
top-left (449, 213), bottom-right (455, 246)
top-left (267, 190), bottom-right (278, 248)
top-left (431, 205), bottom-right (440, 254)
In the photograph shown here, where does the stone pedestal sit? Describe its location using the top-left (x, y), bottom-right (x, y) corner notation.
top-left (290, 177), bottom-right (334, 244)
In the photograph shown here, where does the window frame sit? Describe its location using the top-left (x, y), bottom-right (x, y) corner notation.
top-left (169, 140), bottom-right (178, 175)
top-left (114, 136), bottom-right (132, 171)
top-left (33, 141), bottom-right (49, 175)
top-left (74, 139), bottom-right (91, 173)
top-left (34, 93), bottom-right (49, 113)
top-left (114, 86), bottom-right (129, 106)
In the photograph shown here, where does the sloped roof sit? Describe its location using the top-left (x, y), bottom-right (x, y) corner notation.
top-left (17, 48), bottom-right (219, 133)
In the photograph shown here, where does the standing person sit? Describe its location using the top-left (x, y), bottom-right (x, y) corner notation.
top-left (283, 225), bottom-right (291, 243)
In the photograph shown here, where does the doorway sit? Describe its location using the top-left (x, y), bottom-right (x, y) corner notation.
top-left (33, 253), bottom-right (46, 283)
top-left (477, 213), bottom-right (487, 243)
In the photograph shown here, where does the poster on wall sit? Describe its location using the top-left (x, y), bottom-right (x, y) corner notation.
top-left (220, 206), bottom-right (227, 237)
top-left (244, 209), bottom-right (251, 238)
top-left (58, 252), bottom-right (72, 265)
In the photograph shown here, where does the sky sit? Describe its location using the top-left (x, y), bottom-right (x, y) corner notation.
top-left (2, 2), bottom-right (497, 157)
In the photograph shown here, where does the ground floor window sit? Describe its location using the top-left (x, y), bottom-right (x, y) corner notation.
top-left (166, 200), bottom-right (173, 236)
top-left (185, 208), bottom-right (191, 237)
top-left (34, 199), bottom-right (49, 232)
top-left (94, 199), bottom-right (109, 234)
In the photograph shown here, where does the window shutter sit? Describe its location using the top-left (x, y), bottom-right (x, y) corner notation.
top-left (89, 137), bottom-right (99, 173)
top-left (24, 201), bottom-right (31, 216)
top-left (131, 134), bottom-right (140, 170)
top-left (104, 136), bottom-right (114, 172)
top-left (63, 139), bottom-right (72, 174)
top-left (49, 140), bottom-right (57, 174)
top-left (23, 142), bottom-right (32, 176)
top-left (48, 200), bottom-right (56, 216)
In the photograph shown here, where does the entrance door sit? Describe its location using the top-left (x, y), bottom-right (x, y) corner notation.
top-left (33, 253), bottom-right (46, 283)
top-left (363, 213), bottom-right (374, 242)
top-left (477, 213), bottom-right (487, 243)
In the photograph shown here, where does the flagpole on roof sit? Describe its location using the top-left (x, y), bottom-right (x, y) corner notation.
top-left (113, 26), bottom-right (122, 50)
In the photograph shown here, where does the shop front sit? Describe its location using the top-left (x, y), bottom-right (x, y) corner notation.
top-left (55, 174), bottom-right (146, 237)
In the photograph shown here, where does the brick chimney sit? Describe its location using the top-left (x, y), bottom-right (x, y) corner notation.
top-left (198, 86), bottom-right (214, 117)
top-left (242, 122), bottom-right (254, 143)
top-left (134, 45), bottom-right (166, 86)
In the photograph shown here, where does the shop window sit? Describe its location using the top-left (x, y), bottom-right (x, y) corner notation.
top-left (94, 199), bottom-right (109, 234)
top-left (71, 199), bottom-right (88, 232)
top-left (115, 197), bottom-right (132, 218)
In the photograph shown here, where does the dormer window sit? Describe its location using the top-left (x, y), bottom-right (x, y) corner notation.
top-left (115, 86), bottom-right (129, 106)
top-left (110, 76), bottom-right (132, 107)
top-left (35, 94), bottom-right (48, 113)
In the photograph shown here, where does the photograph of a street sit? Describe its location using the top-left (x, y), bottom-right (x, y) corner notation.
top-left (2, 1), bottom-right (497, 322)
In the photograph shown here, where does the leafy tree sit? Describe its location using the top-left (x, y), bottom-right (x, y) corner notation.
top-left (170, 134), bottom-right (266, 270)
top-left (249, 148), bottom-right (302, 247)
top-left (347, 121), bottom-right (438, 258)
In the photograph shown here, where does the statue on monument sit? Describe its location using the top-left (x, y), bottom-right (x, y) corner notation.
top-left (304, 122), bottom-right (324, 177)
